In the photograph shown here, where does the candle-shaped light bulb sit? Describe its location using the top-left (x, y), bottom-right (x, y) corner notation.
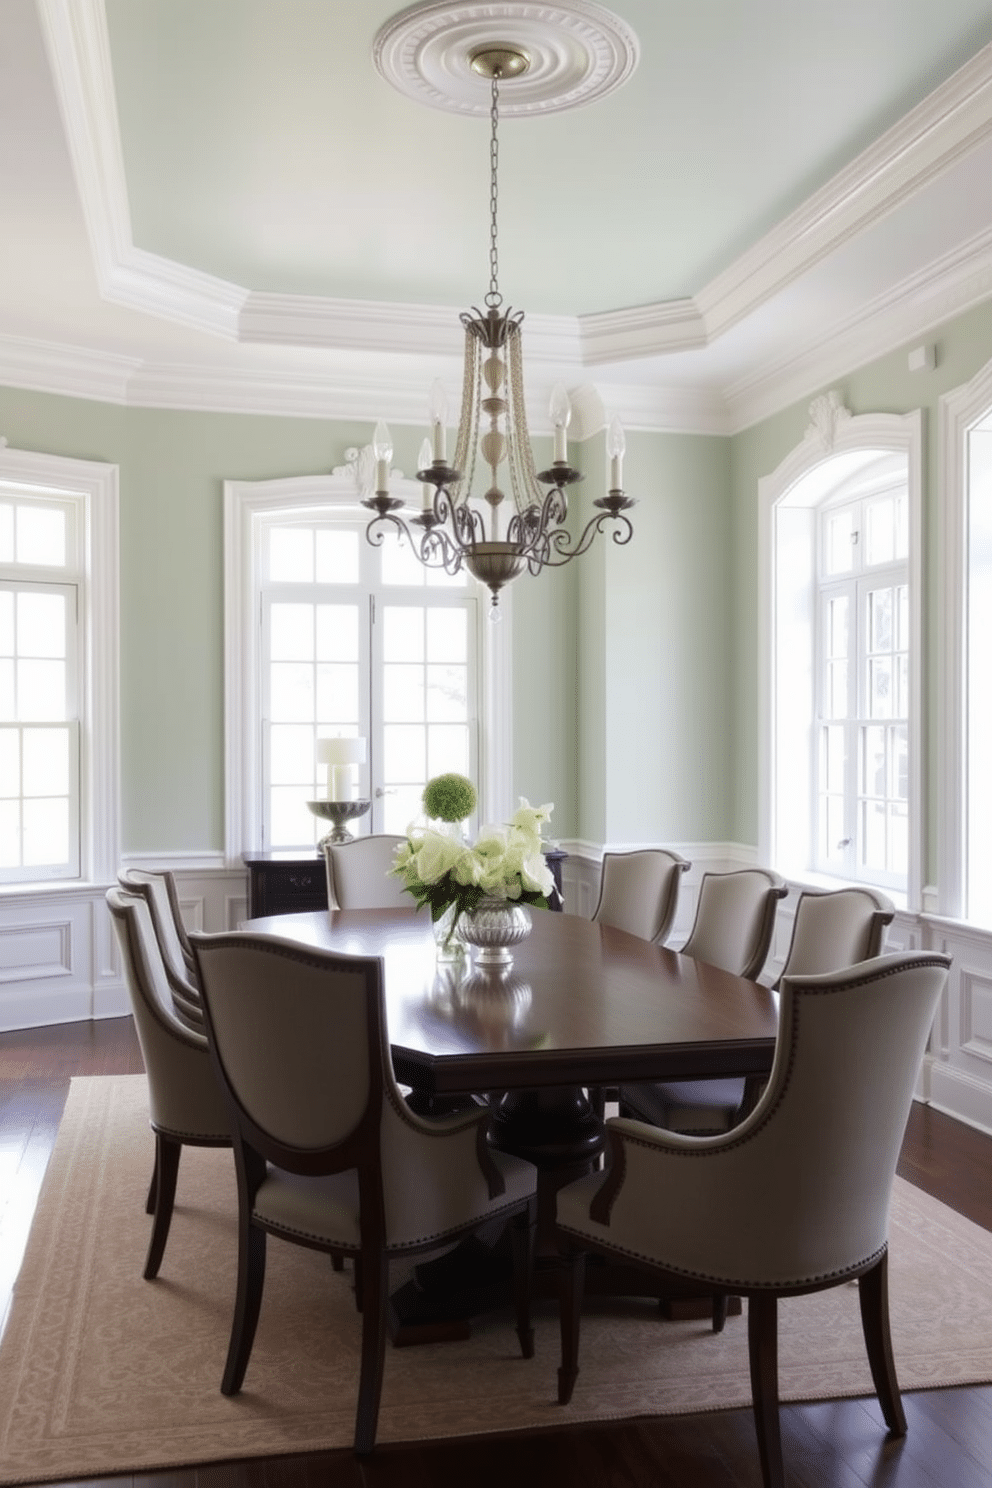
top-left (550, 383), bottom-right (571, 463)
top-left (372, 420), bottom-right (393, 492)
top-left (429, 379), bottom-right (447, 462)
top-left (607, 415), bottom-right (626, 489)
top-left (418, 437), bottom-right (433, 511)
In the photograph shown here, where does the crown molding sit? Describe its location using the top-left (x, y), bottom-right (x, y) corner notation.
top-left (696, 40), bottom-right (992, 341)
top-left (725, 222), bottom-right (992, 433)
top-left (0, 331), bottom-right (139, 404)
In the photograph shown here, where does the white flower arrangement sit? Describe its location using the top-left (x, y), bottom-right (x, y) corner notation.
top-left (391, 798), bottom-right (556, 923)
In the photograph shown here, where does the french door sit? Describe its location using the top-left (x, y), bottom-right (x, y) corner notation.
top-left (260, 516), bottom-right (478, 849)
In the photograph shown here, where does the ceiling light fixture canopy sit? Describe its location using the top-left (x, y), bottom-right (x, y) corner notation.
top-left (363, 34), bottom-right (634, 614)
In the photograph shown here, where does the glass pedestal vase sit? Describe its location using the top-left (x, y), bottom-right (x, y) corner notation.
top-left (432, 902), bottom-right (465, 963)
top-left (459, 897), bottom-right (533, 967)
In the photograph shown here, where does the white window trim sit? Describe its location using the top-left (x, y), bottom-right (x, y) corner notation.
top-left (938, 354), bottom-right (992, 921)
top-left (0, 444), bottom-right (119, 887)
top-left (224, 460), bottom-right (511, 864)
top-left (757, 407), bottom-right (922, 908)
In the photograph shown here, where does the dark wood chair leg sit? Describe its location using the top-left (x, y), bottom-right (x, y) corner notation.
top-left (145, 1152), bottom-right (158, 1215)
top-left (221, 1218), bottom-right (267, 1395)
top-left (511, 1201), bottom-right (536, 1359)
top-left (353, 1254), bottom-right (363, 1311)
top-left (353, 1250), bottom-right (389, 1456)
top-left (747, 1292), bottom-right (785, 1488)
top-left (859, 1252), bottom-right (907, 1436)
top-left (712, 1292), bottom-right (729, 1332)
top-left (557, 1249), bottom-right (586, 1405)
top-left (330, 1251), bottom-right (345, 1271)
top-left (143, 1132), bottom-right (181, 1280)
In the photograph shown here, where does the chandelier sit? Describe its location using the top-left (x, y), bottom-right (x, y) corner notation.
top-left (362, 44), bottom-right (634, 613)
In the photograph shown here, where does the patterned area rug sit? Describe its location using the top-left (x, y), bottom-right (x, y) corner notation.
top-left (1, 1075), bottom-right (991, 1484)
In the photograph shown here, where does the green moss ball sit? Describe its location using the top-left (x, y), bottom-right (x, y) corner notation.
top-left (422, 773), bottom-right (477, 823)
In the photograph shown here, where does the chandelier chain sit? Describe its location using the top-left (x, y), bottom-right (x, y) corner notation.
top-left (486, 72), bottom-right (501, 309)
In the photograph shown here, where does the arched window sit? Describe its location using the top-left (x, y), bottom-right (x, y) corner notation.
top-left (758, 397), bottom-right (922, 905)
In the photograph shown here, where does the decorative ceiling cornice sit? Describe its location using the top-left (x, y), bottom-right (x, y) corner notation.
top-left (23, 1), bottom-right (992, 435)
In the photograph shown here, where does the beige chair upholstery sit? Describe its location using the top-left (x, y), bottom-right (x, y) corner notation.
top-left (775, 885), bottom-right (895, 985)
top-left (118, 867), bottom-right (203, 1027)
top-left (618, 869), bottom-right (787, 1135)
top-left (592, 848), bottom-right (690, 944)
top-left (190, 931), bottom-right (538, 1456)
top-left (556, 951), bottom-right (951, 1488)
top-left (323, 834), bottom-right (411, 911)
top-left (105, 887), bottom-right (230, 1280)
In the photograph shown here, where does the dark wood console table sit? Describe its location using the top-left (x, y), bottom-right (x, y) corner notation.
top-left (244, 845), bottom-right (568, 920)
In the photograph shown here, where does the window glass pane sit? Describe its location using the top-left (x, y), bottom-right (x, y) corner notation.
top-left (269, 527), bottom-right (313, 583)
top-left (821, 795), bottom-right (846, 863)
top-left (17, 506), bottom-right (66, 567)
top-left (269, 786), bottom-right (313, 849)
top-left (384, 724), bottom-right (426, 783)
top-left (824, 509), bottom-right (853, 574)
top-left (17, 591), bottom-right (65, 658)
top-left (868, 587), bottom-right (893, 652)
top-left (23, 797), bottom-right (68, 866)
top-left (269, 662), bottom-right (314, 722)
top-left (383, 607), bottom-right (424, 662)
top-left (828, 659), bottom-right (847, 718)
top-left (0, 799), bottom-right (20, 866)
top-left (897, 584), bottom-right (909, 651)
top-left (384, 664), bottom-right (424, 721)
top-left (315, 529), bottom-right (359, 584)
top-left (22, 727), bottom-right (68, 796)
top-left (383, 785), bottom-right (425, 835)
top-left (270, 604), bottom-right (313, 660)
top-left (18, 660), bottom-right (65, 720)
top-left (0, 659), bottom-right (13, 721)
top-left (0, 729), bottom-right (19, 795)
top-left (868, 657), bottom-right (892, 719)
top-left (0, 504), bottom-right (12, 563)
top-left (0, 591), bottom-right (13, 653)
top-left (888, 802), bottom-right (909, 876)
top-left (315, 604), bottom-right (358, 661)
top-left (426, 664), bottom-right (467, 721)
top-left (821, 724), bottom-right (845, 792)
top-left (315, 663), bottom-right (358, 723)
top-left (426, 562), bottom-right (465, 589)
top-left (894, 492), bottom-right (909, 559)
top-left (426, 607), bottom-right (467, 662)
top-left (827, 596), bottom-right (847, 658)
top-left (380, 536), bottom-right (426, 587)
top-left (865, 498), bottom-right (894, 565)
top-left (861, 725), bottom-right (886, 797)
top-left (269, 724), bottom-right (314, 786)
top-left (861, 800), bottom-right (887, 872)
top-left (427, 724), bottom-right (469, 777)
top-left (893, 723), bottom-right (908, 800)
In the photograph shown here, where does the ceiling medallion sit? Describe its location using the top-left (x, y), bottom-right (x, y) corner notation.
top-left (372, 2), bottom-right (640, 116)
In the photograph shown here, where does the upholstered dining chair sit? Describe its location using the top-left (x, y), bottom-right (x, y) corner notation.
top-left (556, 950), bottom-right (951, 1488)
top-left (118, 866), bottom-right (203, 1027)
top-left (592, 848), bottom-right (690, 945)
top-left (106, 887), bottom-right (230, 1280)
top-left (774, 885), bottom-right (895, 987)
top-left (190, 930), bottom-right (538, 1456)
top-left (618, 868), bottom-right (787, 1135)
top-left (323, 834), bottom-right (411, 911)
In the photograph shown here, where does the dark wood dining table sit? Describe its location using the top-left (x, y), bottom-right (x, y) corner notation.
top-left (243, 906), bottom-right (780, 1340)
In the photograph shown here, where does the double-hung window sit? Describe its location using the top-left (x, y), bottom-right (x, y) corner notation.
top-left (815, 488), bottom-right (909, 888)
top-left (0, 495), bottom-right (81, 882)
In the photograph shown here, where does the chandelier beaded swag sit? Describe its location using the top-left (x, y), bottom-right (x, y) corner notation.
top-left (363, 30), bottom-right (635, 612)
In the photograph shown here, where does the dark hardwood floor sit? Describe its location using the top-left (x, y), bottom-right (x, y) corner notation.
top-left (2, 1017), bottom-right (991, 1488)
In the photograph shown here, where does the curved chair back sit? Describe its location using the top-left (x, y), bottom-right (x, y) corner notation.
top-left (592, 849), bottom-right (690, 944)
top-left (118, 867), bottom-right (202, 1025)
top-left (681, 868), bottom-right (787, 981)
top-left (777, 886), bottom-right (895, 986)
top-left (106, 888), bottom-right (225, 1140)
top-left (324, 834), bottom-right (411, 911)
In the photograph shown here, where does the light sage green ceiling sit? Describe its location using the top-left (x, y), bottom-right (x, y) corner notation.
top-left (104, 0), bottom-right (992, 318)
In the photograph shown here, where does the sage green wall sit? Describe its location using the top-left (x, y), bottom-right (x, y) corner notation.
top-left (729, 298), bottom-right (992, 879)
top-left (575, 427), bottom-right (734, 845)
top-left (0, 385), bottom-right (580, 853)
